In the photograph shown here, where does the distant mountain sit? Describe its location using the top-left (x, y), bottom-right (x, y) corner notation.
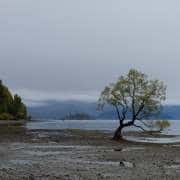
top-left (160, 106), bottom-right (180, 120)
top-left (28, 100), bottom-right (180, 120)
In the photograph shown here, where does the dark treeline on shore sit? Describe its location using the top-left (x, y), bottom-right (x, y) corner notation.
top-left (0, 80), bottom-right (27, 120)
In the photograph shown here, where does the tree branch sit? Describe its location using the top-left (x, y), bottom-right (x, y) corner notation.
top-left (114, 105), bottom-right (122, 124)
top-left (136, 119), bottom-right (152, 128)
top-left (132, 89), bottom-right (136, 120)
top-left (133, 103), bottom-right (145, 121)
top-left (114, 104), bottom-right (128, 126)
top-left (133, 124), bottom-right (147, 132)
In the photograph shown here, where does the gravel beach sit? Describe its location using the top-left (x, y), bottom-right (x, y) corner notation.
top-left (0, 125), bottom-right (180, 180)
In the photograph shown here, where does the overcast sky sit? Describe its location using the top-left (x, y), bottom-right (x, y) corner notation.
top-left (0, 0), bottom-right (179, 104)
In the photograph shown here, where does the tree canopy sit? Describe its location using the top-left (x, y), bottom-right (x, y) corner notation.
top-left (99, 69), bottom-right (166, 140)
top-left (0, 80), bottom-right (27, 120)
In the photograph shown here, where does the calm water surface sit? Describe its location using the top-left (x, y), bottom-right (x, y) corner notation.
top-left (26, 119), bottom-right (180, 143)
top-left (26, 119), bottom-right (180, 135)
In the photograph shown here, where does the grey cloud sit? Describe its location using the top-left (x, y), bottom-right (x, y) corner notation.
top-left (0, 0), bottom-right (179, 104)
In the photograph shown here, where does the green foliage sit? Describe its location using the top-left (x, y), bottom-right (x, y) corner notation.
top-left (98, 69), bottom-right (166, 136)
top-left (155, 120), bottom-right (170, 132)
top-left (0, 113), bottom-right (14, 120)
top-left (11, 94), bottom-right (27, 119)
top-left (0, 80), bottom-right (27, 120)
top-left (99, 69), bottom-right (166, 119)
top-left (0, 80), bottom-right (13, 114)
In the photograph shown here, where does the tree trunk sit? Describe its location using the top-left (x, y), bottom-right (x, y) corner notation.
top-left (112, 125), bottom-right (123, 140)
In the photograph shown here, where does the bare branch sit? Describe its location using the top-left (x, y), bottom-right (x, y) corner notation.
top-left (114, 104), bottom-right (127, 126)
top-left (114, 105), bottom-right (122, 121)
top-left (134, 104), bottom-right (145, 119)
top-left (122, 106), bottom-right (128, 121)
top-left (131, 78), bottom-right (136, 119)
top-left (136, 119), bottom-right (152, 128)
top-left (133, 124), bottom-right (147, 132)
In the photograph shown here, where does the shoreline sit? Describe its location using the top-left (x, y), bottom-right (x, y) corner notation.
top-left (0, 126), bottom-right (180, 179)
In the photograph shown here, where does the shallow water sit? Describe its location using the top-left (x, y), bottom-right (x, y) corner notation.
top-left (26, 119), bottom-right (180, 143)
top-left (27, 119), bottom-right (180, 134)
top-left (126, 136), bottom-right (180, 144)
top-left (27, 119), bottom-right (119, 131)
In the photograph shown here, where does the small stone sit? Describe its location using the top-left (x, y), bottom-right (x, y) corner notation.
top-left (114, 148), bottom-right (123, 152)
top-left (119, 161), bottom-right (134, 168)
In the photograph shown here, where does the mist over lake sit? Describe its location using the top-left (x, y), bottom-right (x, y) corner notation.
top-left (27, 100), bottom-right (180, 120)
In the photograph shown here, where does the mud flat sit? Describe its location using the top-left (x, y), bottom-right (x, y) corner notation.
top-left (0, 125), bottom-right (180, 179)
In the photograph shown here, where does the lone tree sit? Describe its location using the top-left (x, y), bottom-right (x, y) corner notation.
top-left (99, 69), bottom-right (166, 140)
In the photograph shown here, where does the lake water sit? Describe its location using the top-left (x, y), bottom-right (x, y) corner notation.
top-left (26, 119), bottom-right (180, 135)
top-left (27, 119), bottom-right (119, 131)
top-left (26, 119), bottom-right (180, 143)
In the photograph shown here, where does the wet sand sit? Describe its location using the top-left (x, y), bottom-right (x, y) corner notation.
top-left (0, 125), bottom-right (180, 179)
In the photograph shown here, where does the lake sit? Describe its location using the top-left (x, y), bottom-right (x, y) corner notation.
top-left (26, 119), bottom-right (180, 135)
top-left (26, 119), bottom-right (180, 143)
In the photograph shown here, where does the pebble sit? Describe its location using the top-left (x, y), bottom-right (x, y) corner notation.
top-left (119, 161), bottom-right (134, 168)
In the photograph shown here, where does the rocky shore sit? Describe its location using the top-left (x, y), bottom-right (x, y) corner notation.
top-left (0, 125), bottom-right (180, 179)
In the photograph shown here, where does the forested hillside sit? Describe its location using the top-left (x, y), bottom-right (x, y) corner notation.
top-left (0, 80), bottom-right (27, 120)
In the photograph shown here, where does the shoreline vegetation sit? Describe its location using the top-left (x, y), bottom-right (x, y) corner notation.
top-left (0, 80), bottom-right (28, 120)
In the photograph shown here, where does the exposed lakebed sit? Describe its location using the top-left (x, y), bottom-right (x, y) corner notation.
top-left (0, 127), bottom-right (180, 180)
